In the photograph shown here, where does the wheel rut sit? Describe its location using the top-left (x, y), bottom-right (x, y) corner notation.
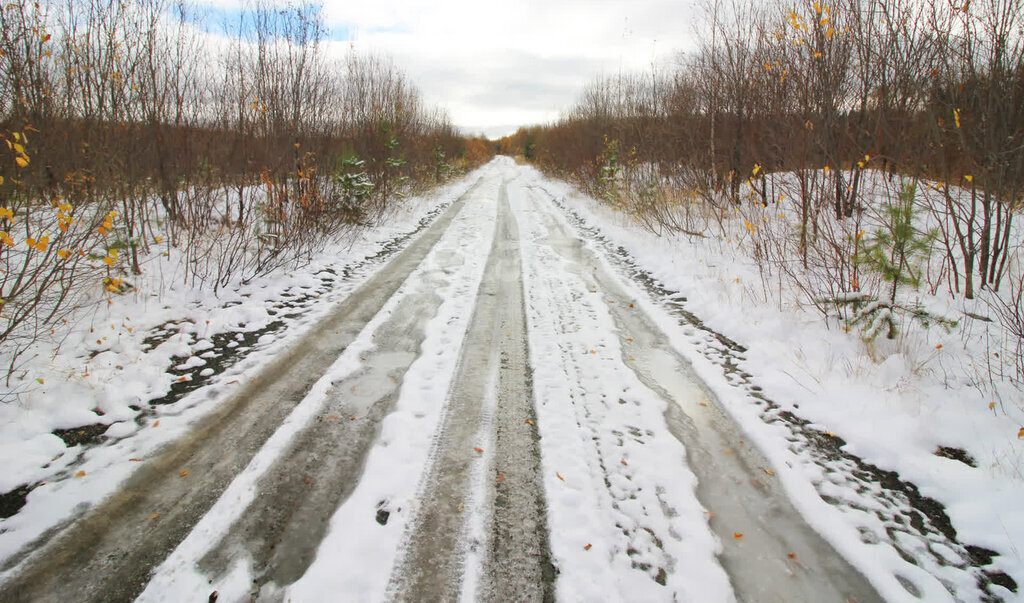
top-left (520, 183), bottom-right (882, 602)
top-left (387, 180), bottom-right (555, 601)
top-left (0, 178), bottom-right (482, 603)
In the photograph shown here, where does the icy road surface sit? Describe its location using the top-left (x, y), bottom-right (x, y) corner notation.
top-left (1, 159), bottom-right (880, 602)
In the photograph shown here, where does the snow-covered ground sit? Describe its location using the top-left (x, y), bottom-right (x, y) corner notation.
top-left (1, 158), bottom-right (1021, 601)
top-left (0, 171), bottom-right (481, 564)
top-left (535, 165), bottom-right (1024, 600)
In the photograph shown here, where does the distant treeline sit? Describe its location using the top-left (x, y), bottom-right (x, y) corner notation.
top-left (0, 0), bottom-right (493, 370)
top-left (500, 0), bottom-right (1022, 300)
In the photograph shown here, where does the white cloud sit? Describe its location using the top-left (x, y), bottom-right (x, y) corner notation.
top-left (195, 0), bottom-right (701, 137)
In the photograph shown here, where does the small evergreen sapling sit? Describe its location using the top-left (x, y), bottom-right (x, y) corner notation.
top-left (836, 180), bottom-right (956, 339)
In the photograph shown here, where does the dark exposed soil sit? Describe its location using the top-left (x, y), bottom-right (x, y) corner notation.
top-left (51, 423), bottom-right (109, 447)
top-left (0, 485), bottom-right (33, 520)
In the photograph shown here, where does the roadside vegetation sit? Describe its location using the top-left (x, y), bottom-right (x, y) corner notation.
top-left (0, 0), bottom-right (494, 378)
top-left (502, 0), bottom-right (1024, 391)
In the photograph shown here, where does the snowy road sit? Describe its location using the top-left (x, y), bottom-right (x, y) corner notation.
top-left (1, 160), bottom-right (881, 601)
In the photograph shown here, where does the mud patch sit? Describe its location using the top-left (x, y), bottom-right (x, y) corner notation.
top-left (52, 423), bottom-right (109, 447)
top-left (934, 446), bottom-right (977, 468)
top-left (0, 484), bottom-right (33, 519)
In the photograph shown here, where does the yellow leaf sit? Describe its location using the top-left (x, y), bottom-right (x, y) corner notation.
top-left (148, 513), bottom-right (160, 520)
top-left (102, 256), bottom-right (116, 266)
top-left (15, 156), bottom-right (28, 168)
top-left (26, 237), bottom-right (36, 247)
top-left (1018, 427), bottom-right (1023, 439)
top-left (473, 447), bottom-right (484, 453)
top-left (0, 175), bottom-right (4, 185)
top-left (0, 232), bottom-right (13, 246)
top-left (964, 174), bottom-right (973, 182)
top-left (826, 26), bottom-right (835, 38)
top-left (74, 470), bottom-right (86, 478)
top-left (36, 378), bottom-right (44, 384)
top-left (12, 143), bottom-right (24, 155)
top-left (179, 470), bottom-right (189, 477)
top-left (734, 532), bottom-right (744, 539)
top-left (154, 236), bottom-right (163, 243)
top-left (953, 108), bottom-right (961, 128)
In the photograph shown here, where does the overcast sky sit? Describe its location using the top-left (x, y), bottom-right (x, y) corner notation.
top-left (198, 1), bottom-right (702, 138)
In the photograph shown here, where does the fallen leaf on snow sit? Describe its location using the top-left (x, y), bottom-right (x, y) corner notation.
top-left (699, 402), bottom-right (708, 407)
top-left (148, 513), bottom-right (160, 520)
top-left (496, 473), bottom-right (505, 484)
top-left (129, 458), bottom-right (142, 462)
top-left (723, 449), bottom-right (732, 455)
top-left (556, 473), bottom-right (565, 482)
top-left (584, 543), bottom-right (592, 551)
top-left (525, 419), bottom-right (534, 425)
top-left (179, 470), bottom-right (189, 477)
top-left (621, 459), bottom-right (628, 466)
top-left (74, 470), bottom-right (86, 478)
top-left (762, 467), bottom-right (775, 476)
top-left (152, 420), bottom-right (160, 427)
top-left (788, 553), bottom-right (796, 559)
top-left (473, 447), bottom-right (484, 453)
top-left (733, 532), bottom-right (744, 539)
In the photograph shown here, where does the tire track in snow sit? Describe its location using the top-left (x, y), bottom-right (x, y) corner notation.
top-left (516, 180), bottom-right (882, 602)
top-left (0, 178), bottom-right (484, 603)
top-left (386, 180), bottom-right (555, 601)
top-left (541, 183), bottom-right (1018, 601)
top-left (512, 179), bottom-right (731, 601)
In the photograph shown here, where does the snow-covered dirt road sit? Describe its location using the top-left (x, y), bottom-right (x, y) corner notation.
top-left (2, 158), bottom-right (1010, 601)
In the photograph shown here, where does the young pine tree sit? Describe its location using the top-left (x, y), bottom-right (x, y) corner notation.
top-left (842, 180), bottom-right (954, 340)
